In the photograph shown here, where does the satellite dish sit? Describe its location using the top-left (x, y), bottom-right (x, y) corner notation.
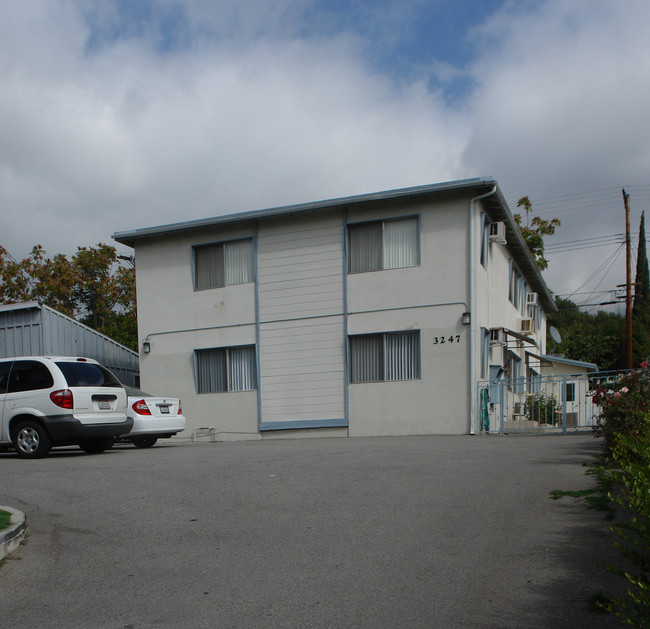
top-left (550, 326), bottom-right (562, 344)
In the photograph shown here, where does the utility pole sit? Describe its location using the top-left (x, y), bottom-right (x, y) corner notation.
top-left (623, 189), bottom-right (633, 368)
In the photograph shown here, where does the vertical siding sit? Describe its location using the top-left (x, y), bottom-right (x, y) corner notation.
top-left (0, 304), bottom-right (140, 386)
top-left (257, 215), bottom-right (346, 424)
top-left (0, 307), bottom-right (43, 356)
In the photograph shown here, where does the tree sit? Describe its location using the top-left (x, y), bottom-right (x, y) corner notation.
top-left (514, 196), bottom-right (561, 271)
top-left (547, 297), bottom-right (626, 371)
top-left (0, 243), bottom-right (137, 350)
top-left (633, 212), bottom-right (650, 364)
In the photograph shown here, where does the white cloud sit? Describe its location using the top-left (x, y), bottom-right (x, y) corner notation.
top-left (1, 0), bottom-right (649, 304)
top-left (0, 1), bottom-right (466, 260)
top-left (461, 0), bottom-right (650, 298)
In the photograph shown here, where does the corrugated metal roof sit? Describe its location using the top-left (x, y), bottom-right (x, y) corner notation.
top-left (111, 177), bottom-right (556, 311)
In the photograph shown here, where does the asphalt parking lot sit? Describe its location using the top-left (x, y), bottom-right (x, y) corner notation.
top-left (0, 434), bottom-right (625, 628)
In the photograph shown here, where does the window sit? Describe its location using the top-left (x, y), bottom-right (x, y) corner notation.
top-left (348, 217), bottom-right (419, 273)
top-left (508, 260), bottom-right (527, 312)
top-left (565, 382), bottom-right (576, 402)
top-left (349, 331), bottom-right (420, 383)
top-left (480, 213), bottom-right (490, 268)
top-left (527, 367), bottom-right (541, 394)
top-left (0, 361), bottom-right (11, 394)
top-left (194, 239), bottom-right (254, 290)
top-left (56, 362), bottom-right (122, 387)
top-left (506, 351), bottom-right (523, 393)
top-left (7, 361), bottom-right (54, 393)
top-left (480, 327), bottom-right (490, 379)
top-left (195, 346), bottom-right (257, 393)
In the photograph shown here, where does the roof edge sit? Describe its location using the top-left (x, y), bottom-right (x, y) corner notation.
top-left (112, 177), bottom-right (496, 246)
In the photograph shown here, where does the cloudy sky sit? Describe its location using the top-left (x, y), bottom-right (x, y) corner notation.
top-left (2, 0), bottom-right (649, 310)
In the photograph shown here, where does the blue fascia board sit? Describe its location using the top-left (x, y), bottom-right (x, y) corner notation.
top-left (112, 177), bottom-right (496, 246)
top-left (259, 418), bottom-right (348, 432)
top-left (538, 353), bottom-right (599, 372)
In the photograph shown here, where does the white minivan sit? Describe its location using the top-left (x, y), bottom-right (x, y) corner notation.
top-left (0, 356), bottom-right (132, 458)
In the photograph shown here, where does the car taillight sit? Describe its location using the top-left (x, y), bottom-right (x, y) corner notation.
top-left (50, 389), bottom-right (73, 409)
top-left (132, 399), bottom-right (151, 415)
top-left (178, 400), bottom-right (182, 415)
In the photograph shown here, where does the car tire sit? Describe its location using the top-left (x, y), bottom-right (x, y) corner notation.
top-left (13, 420), bottom-right (52, 459)
top-left (79, 437), bottom-right (114, 454)
top-left (132, 437), bottom-right (158, 449)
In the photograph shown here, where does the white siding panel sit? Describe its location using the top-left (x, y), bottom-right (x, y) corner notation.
top-left (259, 318), bottom-right (345, 423)
top-left (258, 214), bottom-right (345, 424)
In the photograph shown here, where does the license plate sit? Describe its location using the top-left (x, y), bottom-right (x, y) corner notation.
top-left (160, 406), bottom-right (170, 414)
top-left (98, 401), bottom-right (111, 410)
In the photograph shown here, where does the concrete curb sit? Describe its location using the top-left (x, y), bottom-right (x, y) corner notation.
top-left (0, 506), bottom-right (27, 560)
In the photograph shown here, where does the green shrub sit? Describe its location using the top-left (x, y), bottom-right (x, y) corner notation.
top-left (593, 364), bottom-right (650, 456)
top-left (600, 432), bottom-right (650, 626)
top-left (525, 391), bottom-right (561, 425)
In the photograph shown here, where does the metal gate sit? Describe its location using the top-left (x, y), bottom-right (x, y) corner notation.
top-left (477, 371), bottom-right (624, 435)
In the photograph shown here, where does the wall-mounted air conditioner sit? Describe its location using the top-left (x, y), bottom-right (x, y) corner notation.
top-left (490, 328), bottom-right (506, 345)
top-left (519, 319), bottom-right (534, 334)
top-left (489, 221), bottom-right (507, 244)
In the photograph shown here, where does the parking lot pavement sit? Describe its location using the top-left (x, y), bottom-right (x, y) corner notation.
top-left (0, 434), bottom-right (625, 628)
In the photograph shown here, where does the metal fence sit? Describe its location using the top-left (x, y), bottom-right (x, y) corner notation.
top-left (477, 371), bottom-right (627, 435)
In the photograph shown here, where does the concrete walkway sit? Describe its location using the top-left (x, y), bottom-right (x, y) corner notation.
top-left (0, 434), bottom-right (626, 628)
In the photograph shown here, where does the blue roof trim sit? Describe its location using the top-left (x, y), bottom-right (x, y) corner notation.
top-left (111, 175), bottom-right (555, 312)
top-left (539, 354), bottom-right (599, 372)
top-left (259, 418), bottom-right (348, 432)
top-left (112, 177), bottom-right (495, 245)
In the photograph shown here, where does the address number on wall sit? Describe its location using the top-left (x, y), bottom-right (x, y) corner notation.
top-left (433, 335), bottom-right (461, 345)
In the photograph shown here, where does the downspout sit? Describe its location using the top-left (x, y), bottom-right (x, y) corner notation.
top-left (469, 185), bottom-right (497, 434)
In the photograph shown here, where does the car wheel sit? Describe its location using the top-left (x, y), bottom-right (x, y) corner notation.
top-left (13, 420), bottom-right (52, 459)
top-left (132, 437), bottom-right (158, 448)
top-left (79, 437), bottom-right (114, 454)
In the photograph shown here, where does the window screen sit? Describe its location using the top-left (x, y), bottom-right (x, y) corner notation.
top-left (195, 346), bottom-right (257, 393)
top-left (349, 331), bottom-right (420, 383)
top-left (348, 217), bottom-right (419, 273)
top-left (194, 239), bottom-right (254, 290)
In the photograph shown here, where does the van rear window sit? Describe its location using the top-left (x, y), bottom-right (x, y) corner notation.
top-left (55, 362), bottom-right (122, 388)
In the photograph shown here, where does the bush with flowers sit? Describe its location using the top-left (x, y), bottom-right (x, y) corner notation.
top-left (593, 362), bottom-right (650, 457)
top-left (591, 362), bottom-right (650, 625)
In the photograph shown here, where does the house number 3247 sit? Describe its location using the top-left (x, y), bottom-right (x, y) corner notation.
top-left (433, 335), bottom-right (461, 345)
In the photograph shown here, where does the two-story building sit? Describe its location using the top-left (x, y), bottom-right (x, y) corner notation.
top-left (113, 177), bottom-right (556, 440)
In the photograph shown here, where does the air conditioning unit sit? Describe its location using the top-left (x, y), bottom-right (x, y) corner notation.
top-left (489, 221), bottom-right (507, 244)
top-left (519, 319), bottom-right (534, 334)
top-left (526, 293), bottom-right (539, 307)
top-left (490, 328), bottom-right (506, 345)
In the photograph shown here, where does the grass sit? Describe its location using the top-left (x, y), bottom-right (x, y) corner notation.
top-left (0, 509), bottom-right (11, 529)
top-left (549, 465), bottom-right (616, 520)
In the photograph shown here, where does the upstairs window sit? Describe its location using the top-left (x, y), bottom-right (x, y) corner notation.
top-left (349, 331), bottom-right (420, 383)
top-left (508, 260), bottom-right (527, 312)
top-left (348, 217), bottom-right (419, 273)
top-left (195, 346), bottom-right (257, 393)
top-left (480, 213), bottom-right (490, 269)
top-left (194, 239), bottom-right (254, 290)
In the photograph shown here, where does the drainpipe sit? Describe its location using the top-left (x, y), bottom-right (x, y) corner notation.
top-left (469, 185), bottom-right (497, 434)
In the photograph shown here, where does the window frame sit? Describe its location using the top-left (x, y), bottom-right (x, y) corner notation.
top-left (480, 212), bottom-right (490, 269)
top-left (508, 260), bottom-right (528, 313)
top-left (348, 330), bottom-right (421, 384)
top-left (192, 238), bottom-right (254, 291)
top-left (347, 215), bottom-right (421, 274)
top-left (565, 382), bottom-right (576, 402)
top-left (194, 345), bottom-right (257, 394)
